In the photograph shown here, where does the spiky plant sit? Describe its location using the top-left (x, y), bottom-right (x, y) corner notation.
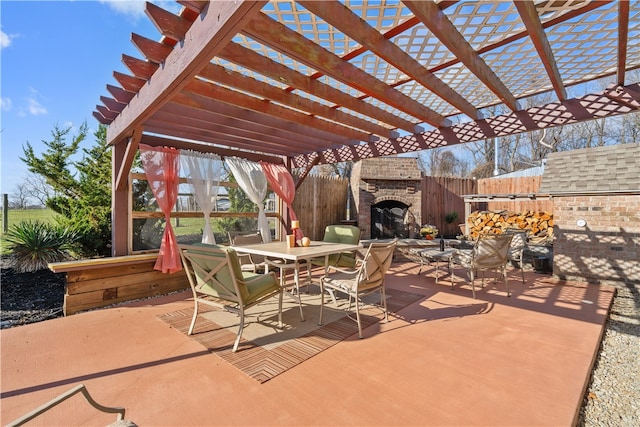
top-left (4, 220), bottom-right (79, 273)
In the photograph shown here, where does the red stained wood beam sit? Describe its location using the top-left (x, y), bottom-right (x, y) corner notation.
top-left (243, 12), bottom-right (450, 128)
top-left (121, 54), bottom-right (158, 80)
top-left (617, 0), bottom-right (630, 86)
top-left (182, 78), bottom-right (372, 142)
top-left (112, 73), bottom-right (145, 93)
top-left (514, 1), bottom-right (567, 101)
top-left (100, 96), bottom-right (125, 113)
top-left (131, 33), bottom-right (173, 64)
top-left (197, 62), bottom-right (392, 139)
top-left (299, 0), bottom-right (478, 120)
top-left (169, 90), bottom-right (355, 151)
top-left (145, 2), bottom-right (192, 42)
top-left (218, 42), bottom-right (418, 133)
top-left (139, 134), bottom-right (284, 165)
top-left (106, 1), bottom-right (267, 146)
top-left (115, 127), bottom-right (142, 191)
top-left (403, 0), bottom-right (519, 112)
top-left (158, 101), bottom-right (338, 151)
top-left (292, 83), bottom-right (640, 167)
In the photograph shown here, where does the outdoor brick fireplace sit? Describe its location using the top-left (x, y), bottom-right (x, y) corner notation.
top-left (350, 157), bottom-right (423, 240)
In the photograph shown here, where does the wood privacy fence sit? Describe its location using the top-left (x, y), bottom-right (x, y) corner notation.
top-left (292, 174), bottom-right (348, 241)
top-left (292, 174), bottom-right (550, 239)
top-left (421, 177), bottom-right (477, 237)
top-left (476, 176), bottom-right (553, 213)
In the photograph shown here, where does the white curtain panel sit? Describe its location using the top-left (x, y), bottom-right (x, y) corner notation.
top-left (180, 150), bottom-right (223, 244)
top-left (225, 157), bottom-right (271, 242)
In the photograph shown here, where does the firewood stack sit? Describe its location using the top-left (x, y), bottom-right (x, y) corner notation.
top-left (466, 210), bottom-right (554, 244)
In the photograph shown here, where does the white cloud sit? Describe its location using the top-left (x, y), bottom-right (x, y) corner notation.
top-left (26, 88), bottom-right (47, 116)
top-left (27, 98), bottom-right (47, 116)
top-left (1, 29), bottom-right (14, 49)
top-left (99, 0), bottom-right (147, 20)
top-left (100, 0), bottom-right (182, 21)
top-left (1, 97), bottom-right (12, 111)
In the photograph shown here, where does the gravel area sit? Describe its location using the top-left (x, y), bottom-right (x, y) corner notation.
top-left (576, 282), bottom-right (640, 427)
top-left (1, 258), bottom-right (638, 425)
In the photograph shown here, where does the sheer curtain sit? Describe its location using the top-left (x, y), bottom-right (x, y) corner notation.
top-left (180, 150), bottom-right (223, 244)
top-left (139, 144), bottom-right (182, 274)
top-left (225, 158), bottom-right (271, 242)
top-left (260, 162), bottom-right (304, 240)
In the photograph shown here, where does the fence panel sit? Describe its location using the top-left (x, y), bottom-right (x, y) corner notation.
top-left (477, 176), bottom-right (553, 212)
top-left (292, 175), bottom-right (348, 241)
top-left (422, 177), bottom-right (477, 237)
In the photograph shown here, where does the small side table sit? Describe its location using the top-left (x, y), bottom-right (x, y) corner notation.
top-left (415, 248), bottom-right (456, 283)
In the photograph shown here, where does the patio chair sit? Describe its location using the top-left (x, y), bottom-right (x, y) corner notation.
top-left (448, 233), bottom-right (514, 299)
top-left (229, 232), bottom-right (307, 321)
top-left (6, 383), bottom-right (133, 427)
top-left (310, 224), bottom-right (362, 269)
top-left (178, 243), bottom-right (283, 352)
top-left (319, 240), bottom-right (397, 338)
top-left (228, 232), bottom-right (270, 274)
top-left (505, 229), bottom-right (528, 285)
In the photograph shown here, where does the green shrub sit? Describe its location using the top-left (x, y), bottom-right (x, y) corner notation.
top-left (4, 220), bottom-right (79, 272)
top-left (445, 211), bottom-right (459, 224)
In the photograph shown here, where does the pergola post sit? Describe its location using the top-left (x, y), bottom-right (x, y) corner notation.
top-left (111, 141), bottom-right (129, 256)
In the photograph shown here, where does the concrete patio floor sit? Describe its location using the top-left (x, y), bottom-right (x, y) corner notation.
top-left (1, 261), bottom-right (614, 426)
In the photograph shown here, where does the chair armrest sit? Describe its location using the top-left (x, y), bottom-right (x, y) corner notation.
top-left (325, 264), bottom-right (359, 275)
top-left (6, 384), bottom-right (126, 427)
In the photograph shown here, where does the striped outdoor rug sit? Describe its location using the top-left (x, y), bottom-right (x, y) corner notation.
top-left (158, 288), bottom-right (423, 383)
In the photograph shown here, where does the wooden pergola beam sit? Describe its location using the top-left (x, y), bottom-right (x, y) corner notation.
top-left (299, 0), bottom-right (479, 120)
top-left (158, 101), bottom-right (340, 151)
top-left (145, 1), bottom-right (192, 42)
top-left (243, 12), bottom-right (450, 128)
top-left (183, 78), bottom-right (373, 142)
top-left (139, 134), bottom-right (284, 165)
top-left (514, 1), bottom-right (567, 101)
top-left (131, 33), bottom-right (173, 64)
top-left (218, 42), bottom-right (418, 133)
top-left (115, 128), bottom-right (142, 192)
top-left (106, 1), bottom-right (267, 146)
top-left (292, 83), bottom-right (640, 168)
top-left (153, 108), bottom-right (329, 152)
top-left (121, 54), bottom-right (158, 80)
top-left (617, 0), bottom-right (630, 86)
top-left (403, 0), bottom-right (520, 112)
top-left (198, 63), bottom-right (393, 139)
top-left (177, 84), bottom-right (358, 147)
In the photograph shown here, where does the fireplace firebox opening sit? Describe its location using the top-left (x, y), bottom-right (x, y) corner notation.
top-left (371, 200), bottom-right (409, 239)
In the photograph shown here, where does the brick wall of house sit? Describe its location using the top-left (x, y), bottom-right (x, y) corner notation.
top-left (553, 195), bottom-right (640, 284)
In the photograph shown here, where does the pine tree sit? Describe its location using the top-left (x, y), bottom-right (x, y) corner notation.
top-left (21, 123), bottom-right (113, 256)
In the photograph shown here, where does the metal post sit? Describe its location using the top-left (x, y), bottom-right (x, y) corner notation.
top-left (3, 194), bottom-right (8, 233)
top-left (493, 138), bottom-right (499, 176)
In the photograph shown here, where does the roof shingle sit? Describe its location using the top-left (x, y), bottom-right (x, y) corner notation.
top-left (539, 143), bottom-right (640, 194)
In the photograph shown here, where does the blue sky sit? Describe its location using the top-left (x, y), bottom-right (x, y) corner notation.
top-left (1, 1), bottom-right (181, 198)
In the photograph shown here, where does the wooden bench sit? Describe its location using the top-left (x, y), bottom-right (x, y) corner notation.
top-left (49, 254), bottom-right (189, 316)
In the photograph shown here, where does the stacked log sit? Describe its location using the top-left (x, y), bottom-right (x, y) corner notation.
top-left (466, 210), bottom-right (553, 244)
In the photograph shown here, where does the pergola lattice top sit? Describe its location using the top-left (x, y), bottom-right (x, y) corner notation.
top-left (95, 0), bottom-right (640, 173)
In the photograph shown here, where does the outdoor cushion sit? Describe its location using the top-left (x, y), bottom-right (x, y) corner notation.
top-left (311, 225), bottom-right (361, 268)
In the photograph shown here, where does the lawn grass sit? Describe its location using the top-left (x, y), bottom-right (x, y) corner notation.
top-left (1, 208), bottom-right (60, 226)
top-left (1, 209), bottom-right (61, 255)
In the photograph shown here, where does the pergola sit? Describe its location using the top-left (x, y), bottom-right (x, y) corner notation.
top-left (94, 0), bottom-right (640, 256)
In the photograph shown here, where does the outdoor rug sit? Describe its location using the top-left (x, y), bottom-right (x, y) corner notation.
top-left (158, 286), bottom-right (424, 383)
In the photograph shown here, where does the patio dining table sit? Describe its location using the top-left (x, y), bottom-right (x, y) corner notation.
top-left (231, 240), bottom-right (362, 321)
